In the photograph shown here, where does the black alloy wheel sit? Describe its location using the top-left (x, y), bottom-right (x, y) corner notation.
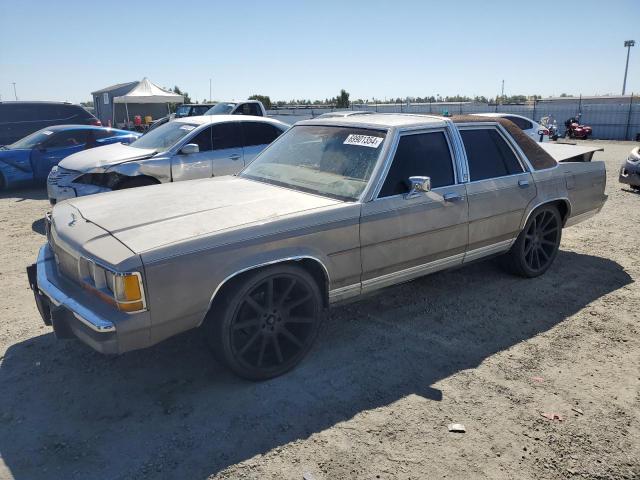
top-left (502, 205), bottom-right (562, 278)
top-left (208, 265), bottom-right (323, 380)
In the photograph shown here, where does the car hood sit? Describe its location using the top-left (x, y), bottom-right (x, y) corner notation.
top-left (65, 176), bottom-right (343, 254)
top-left (58, 142), bottom-right (156, 172)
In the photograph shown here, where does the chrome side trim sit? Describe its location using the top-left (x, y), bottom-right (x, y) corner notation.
top-left (202, 255), bottom-right (331, 326)
top-left (565, 207), bottom-right (601, 228)
top-left (361, 253), bottom-right (465, 294)
top-left (328, 283), bottom-right (361, 303)
top-left (36, 246), bottom-right (116, 333)
top-left (463, 239), bottom-right (514, 263)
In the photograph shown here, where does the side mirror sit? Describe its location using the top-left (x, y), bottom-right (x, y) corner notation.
top-left (180, 143), bottom-right (199, 155)
top-left (406, 176), bottom-right (431, 199)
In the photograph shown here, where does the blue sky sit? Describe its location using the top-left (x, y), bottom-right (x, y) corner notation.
top-left (0, 0), bottom-right (638, 103)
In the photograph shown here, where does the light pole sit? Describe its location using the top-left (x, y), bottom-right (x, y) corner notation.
top-left (622, 40), bottom-right (635, 95)
top-left (11, 82), bottom-right (17, 100)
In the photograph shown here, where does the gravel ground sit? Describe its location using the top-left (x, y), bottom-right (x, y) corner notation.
top-left (0, 140), bottom-right (638, 480)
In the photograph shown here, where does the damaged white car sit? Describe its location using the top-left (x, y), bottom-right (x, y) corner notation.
top-left (47, 115), bottom-right (288, 204)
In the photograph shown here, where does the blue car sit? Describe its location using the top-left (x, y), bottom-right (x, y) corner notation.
top-left (0, 125), bottom-right (139, 190)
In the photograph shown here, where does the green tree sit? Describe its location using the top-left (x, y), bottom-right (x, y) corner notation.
top-left (172, 86), bottom-right (192, 104)
top-left (334, 89), bottom-right (350, 108)
top-left (248, 94), bottom-right (272, 109)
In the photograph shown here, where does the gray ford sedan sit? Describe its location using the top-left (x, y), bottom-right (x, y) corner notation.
top-left (28, 114), bottom-right (607, 380)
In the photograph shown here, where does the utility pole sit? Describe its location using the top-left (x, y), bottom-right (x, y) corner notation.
top-left (501, 79), bottom-right (504, 101)
top-left (209, 78), bottom-right (212, 102)
top-left (622, 40), bottom-right (635, 95)
top-left (11, 82), bottom-right (17, 100)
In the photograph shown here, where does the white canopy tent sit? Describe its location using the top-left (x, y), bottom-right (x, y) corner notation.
top-left (112, 77), bottom-right (184, 124)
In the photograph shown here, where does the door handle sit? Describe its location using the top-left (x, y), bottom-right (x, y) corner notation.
top-left (443, 192), bottom-right (463, 202)
top-left (229, 154), bottom-right (241, 161)
top-left (518, 179), bottom-right (530, 187)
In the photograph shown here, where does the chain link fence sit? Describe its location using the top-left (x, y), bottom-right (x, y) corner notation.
top-left (269, 95), bottom-right (640, 141)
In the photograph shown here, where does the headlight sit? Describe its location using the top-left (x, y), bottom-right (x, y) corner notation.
top-left (79, 257), bottom-right (146, 313)
top-left (73, 172), bottom-right (125, 188)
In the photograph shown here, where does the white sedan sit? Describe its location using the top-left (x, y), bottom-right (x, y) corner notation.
top-left (473, 113), bottom-right (549, 142)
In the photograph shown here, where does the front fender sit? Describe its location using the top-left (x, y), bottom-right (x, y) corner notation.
top-left (0, 160), bottom-right (33, 188)
top-left (106, 157), bottom-right (171, 183)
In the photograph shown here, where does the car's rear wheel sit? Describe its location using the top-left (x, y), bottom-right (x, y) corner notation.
top-left (502, 205), bottom-right (562, 278)
top-left (206, 265), bottom-right (323, 380)
top-left (116, 176), bottom-right (158, 190)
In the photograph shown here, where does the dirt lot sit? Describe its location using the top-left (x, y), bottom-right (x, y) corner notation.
top-left (0, 141), bottom-right (638, 480)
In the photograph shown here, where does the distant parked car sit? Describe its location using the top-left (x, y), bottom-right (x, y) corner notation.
top-left (473, 113), bottom-right (549, 142)
top-left (175, 103), bottom-right (216, 118)
top-left (204, 100), bottom-right (267, 117)
top-left (47, 115), bottom-right (288, 203)
top-left (619, 146), bottom-right (640, 191)
top-left (0, 126), bottom-right (138, 190)
top-left (148, 103), bottom-right (217, 131)
top-left (0, 101), bottom-right (101, 146)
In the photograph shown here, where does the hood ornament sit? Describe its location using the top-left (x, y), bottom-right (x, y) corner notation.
top-left (68, 213), bottom-right (77, 227)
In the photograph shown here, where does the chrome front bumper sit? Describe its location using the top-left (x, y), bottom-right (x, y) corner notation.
top-left (28, 245), bottom-right (120, 354)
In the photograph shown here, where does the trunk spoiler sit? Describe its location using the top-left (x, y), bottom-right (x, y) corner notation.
top-left (538, 143), bottom-right (604, 163)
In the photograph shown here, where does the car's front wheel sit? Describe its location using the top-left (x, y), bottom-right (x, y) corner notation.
top-left (502, 205), bottom-right (562, 278)
top-left (206, 264), bottom-right (324, 380)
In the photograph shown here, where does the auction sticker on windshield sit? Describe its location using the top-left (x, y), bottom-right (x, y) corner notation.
top-left (180, 125), bottom-right (196, 131)
top-left (42, 131), bottom-right (54, 135)
top-left (343, 134), bottom-right (383, 148)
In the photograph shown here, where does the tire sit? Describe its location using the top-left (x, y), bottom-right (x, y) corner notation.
top-left (501, 205), bottom-right (562, 278)
top-left (631, 185), bottom-right (640, 191)
top-left (205, 264), bottom-right (324, 380)
top-left (116, 176), bottom-right (158, 190)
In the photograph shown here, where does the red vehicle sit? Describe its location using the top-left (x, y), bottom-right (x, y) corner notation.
top-left (564, 114), bottom-right (592, 139)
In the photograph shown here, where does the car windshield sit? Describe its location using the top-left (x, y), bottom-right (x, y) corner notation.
top-left (7, 128), bottom-right (58, 150)
top-left (205, 103), bottom-right (235, 115)
top-left (240, 125), bottom-right (387, 201)
top-left (175, 105), bottom-right (191, 117)
top-left (130, 122), bottom-right (198, 152)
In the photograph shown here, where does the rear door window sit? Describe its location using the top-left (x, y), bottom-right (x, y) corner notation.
top-left (460, 128), bottom-right (524, 181)
top-left (242, 122), bottom-right (283, 146)
top-left (212, 122), bottom-right (243, 150)
top-left (379, 131), bottom-right (455, 197)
